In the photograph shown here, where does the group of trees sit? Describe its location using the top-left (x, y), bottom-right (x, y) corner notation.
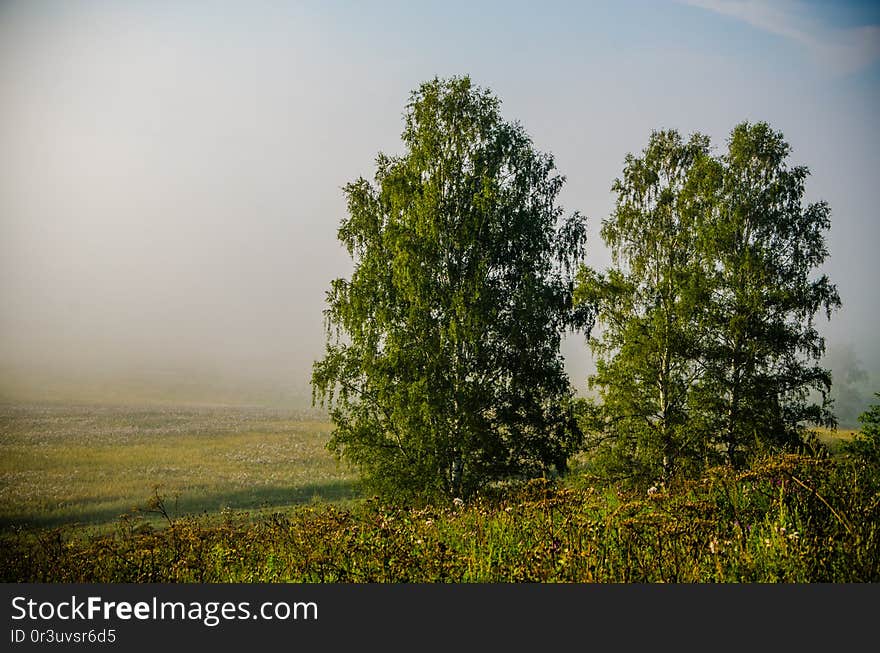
top-left (577, 125), bottom-right (840, 484)
top-left (312, 75), bottom-right (843, 500)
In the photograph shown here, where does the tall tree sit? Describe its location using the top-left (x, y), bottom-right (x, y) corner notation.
top-left (578, 122), bottom-right (839, 484)
top-left (576, 130), bottom-right (711, 483)
top-left (691, 122), bottom-right (840, 465)
top-left (312, 76), bottom-right (590, 500)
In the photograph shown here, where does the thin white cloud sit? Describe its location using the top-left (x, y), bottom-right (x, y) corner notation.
top-left (680, 0), bottom-right (880, 74)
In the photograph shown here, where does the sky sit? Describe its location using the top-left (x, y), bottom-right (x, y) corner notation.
top-left (1, 0), bottom-right (878, 411)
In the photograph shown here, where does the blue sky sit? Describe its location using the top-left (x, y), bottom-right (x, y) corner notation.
top-left (1, 0), bottom-right (877, 404)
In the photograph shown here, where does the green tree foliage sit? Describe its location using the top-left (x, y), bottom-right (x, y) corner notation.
top-left (312, 76), bottom-right (590, 501)
top-left (575, 131), bottom-right (710, 483)
top-left (578, 122), bottom-right (839, 484)
top-left (846, 392), bottom-right (880, 466)
top-left (691, 123), bottom-right (840, 464)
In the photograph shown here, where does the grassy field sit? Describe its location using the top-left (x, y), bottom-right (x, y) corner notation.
top-left (3, 401), bottom-right (876, 582)
top-left (4, 454), bottom-right (879, 582)
top-left (0, 402), bottom-right (858, 533)
top-left (0, 401), bottom-right (358, 532)
top-left (813, 427), bottom-right (858, 454)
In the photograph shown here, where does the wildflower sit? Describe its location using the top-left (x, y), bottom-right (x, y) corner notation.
top-left (453, 497), bottom-right (464, 508)
top-left (647, 485), bottom-right (658, 496)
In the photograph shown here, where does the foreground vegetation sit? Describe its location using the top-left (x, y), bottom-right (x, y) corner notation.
top-left (3, 451), bottom-right (877, 583)
top-left (2, 400), bottom-right (877, 582)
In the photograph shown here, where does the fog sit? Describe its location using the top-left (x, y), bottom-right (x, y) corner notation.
top-left (1, 1), bottom-right (878, 412)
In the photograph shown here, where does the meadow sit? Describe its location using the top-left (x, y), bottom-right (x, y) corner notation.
top-left (1, 401), bottom-right (878, 583)
top-left (0, 401), bottom-right (357, 532)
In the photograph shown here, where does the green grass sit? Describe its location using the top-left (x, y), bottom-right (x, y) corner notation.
top-left (2, 401), bottom-right (876, 583)
top-left (3, 455), bottom-right (878, 582)
top-left (0, 402), bottom-right (358, 532)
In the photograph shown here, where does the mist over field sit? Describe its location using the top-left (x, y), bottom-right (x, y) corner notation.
top-left (1, 1), bottom-right (878, 421)
top-left (4, 3), bottom-right (880, 595)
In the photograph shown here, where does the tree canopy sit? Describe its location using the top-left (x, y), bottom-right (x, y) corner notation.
top-left (575, 130), bottom-right (710, 482)
top-left (312, 76), bottom-right (590, 500)
top-left (577, 122), bottom-right (839, 484)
